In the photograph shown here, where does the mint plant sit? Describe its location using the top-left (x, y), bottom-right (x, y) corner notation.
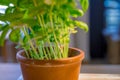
top-left (0, 0), bottom-right (89, 60)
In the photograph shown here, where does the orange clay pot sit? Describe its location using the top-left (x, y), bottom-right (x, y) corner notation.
top-left (16, 48), bottom-right (84, 80)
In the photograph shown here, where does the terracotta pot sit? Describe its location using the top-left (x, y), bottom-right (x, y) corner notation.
top-left (16, 48), bottom-right (84, 80)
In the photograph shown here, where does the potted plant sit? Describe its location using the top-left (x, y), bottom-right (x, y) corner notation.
top-left (0, 0), bottom-right (89, 80)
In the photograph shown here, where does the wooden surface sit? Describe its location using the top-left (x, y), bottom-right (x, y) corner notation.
top-left (79, 74), bottom-right (120, 80)
top-left (0, 63), bottom-right (120, 80)
top-left (17, 74), bottom-right (120, 80)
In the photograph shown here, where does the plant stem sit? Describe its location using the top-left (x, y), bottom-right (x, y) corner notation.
top-left (32, 0), bottom-right (58, 59)
top-left (28, 27), bottom-right (44, 59)
top-left (22, 26), bottom-right (39, 59)
top-left (49, 5), bottom-right (63, 58)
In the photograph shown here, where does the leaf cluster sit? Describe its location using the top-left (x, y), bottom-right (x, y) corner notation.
top-left (0, 0), bottom-right (89, 59)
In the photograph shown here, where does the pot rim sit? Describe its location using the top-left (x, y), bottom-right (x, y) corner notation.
top-left (16, 47), bottom-right (84, 65)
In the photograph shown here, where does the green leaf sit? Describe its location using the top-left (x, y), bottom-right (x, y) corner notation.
top-left (21, 19), bottom-right (38, 26)
top-left (0, 11), bottom-right (23, 22)
top-left (17, 0), bottom-right (33, 8)
top-left (54, 0), bottom-right (68, 5)
top-left (0, 0), bottom-right (17, 6)
top-left (74, 21), bottom-right (89, 32)
top-left (0, 24), bottom-right (8, 31)
top-left (9, 29), bottom-right (21, 42)
top-left (9, 18), bottom-right (37, 27)
top-left (80, 0), bottom-right (89, 12)
top-left (0, 24), bottom-right (3, 31)
top-left (70, 9), bottom-right (84, 17)
top-left (0, 26), bottom-right (10, 46)
top-left (23, 36), bottom-right (28, 43)
top-left (5, 6), bottom-right (15, 14)
top-left (28, 6), bottom-right (46, 17)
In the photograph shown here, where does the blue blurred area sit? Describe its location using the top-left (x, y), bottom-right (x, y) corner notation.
top-left (104, 0), bottom-right (120, 41)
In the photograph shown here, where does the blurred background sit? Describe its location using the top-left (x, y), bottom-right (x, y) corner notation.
top-left (0, 0), bottom-right (120, 64)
